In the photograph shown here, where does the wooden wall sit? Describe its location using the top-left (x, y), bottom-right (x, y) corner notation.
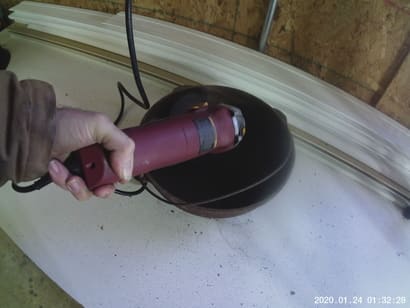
top-left (3, 0), bottom-right (410, 128)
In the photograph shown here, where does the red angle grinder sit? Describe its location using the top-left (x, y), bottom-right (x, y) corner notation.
top-left (12, 103), bottom-right (245, 193)
top-left (77, 103), bottom-right (245, 190)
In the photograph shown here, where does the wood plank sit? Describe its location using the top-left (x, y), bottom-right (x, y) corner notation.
top-left (377, 52), bottom-right (410, 128)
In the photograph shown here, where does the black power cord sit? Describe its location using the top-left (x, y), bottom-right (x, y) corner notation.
top-left (113, 0), bottom-right (151, 197)
top-left (11, 153), bottom-right (84, 193)
top-left (115, 0), bottom-right (151, 126)
top-left (12, 174), bottom-right (52, 193)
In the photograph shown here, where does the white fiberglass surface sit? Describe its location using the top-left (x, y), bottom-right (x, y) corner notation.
top-left (0, 34), bottom-right (409, 308)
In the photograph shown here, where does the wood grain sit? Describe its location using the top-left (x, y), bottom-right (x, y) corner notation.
top-left (377, 52), bottom-right (410, 128)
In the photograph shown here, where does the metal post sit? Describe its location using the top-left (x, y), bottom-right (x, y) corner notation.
top-left (259, 0), bottom-right (277, 52)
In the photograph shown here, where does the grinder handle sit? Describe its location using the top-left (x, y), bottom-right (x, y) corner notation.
top-left (75, 106), bottom-right (236, 190)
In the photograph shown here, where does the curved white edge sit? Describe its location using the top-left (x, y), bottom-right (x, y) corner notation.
top-left (9, 1), bottom-right (410, 189)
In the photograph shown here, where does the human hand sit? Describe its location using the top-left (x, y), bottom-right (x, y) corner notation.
top-left (48, 108), bottom-right (135, 200)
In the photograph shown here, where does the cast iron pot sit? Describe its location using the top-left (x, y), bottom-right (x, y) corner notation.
top-left (141, 86), bottom-right (295, 218)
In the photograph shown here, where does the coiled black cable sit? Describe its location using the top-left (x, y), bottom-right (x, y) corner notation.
top-left (115, 0), bottom-right (150, 123)
top-left (113, 0), bottom-right (151, 197)
top-left (11, 174), bottom-right (52, 193)
top-left (11, 153), bottom-right (83, 193)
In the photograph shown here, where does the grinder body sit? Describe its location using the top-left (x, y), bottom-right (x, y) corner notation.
top-left (76, 104), bottom-right (245, 190)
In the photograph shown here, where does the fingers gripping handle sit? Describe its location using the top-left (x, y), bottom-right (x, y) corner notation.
top-left (75, 106), bottom-right (242, 191)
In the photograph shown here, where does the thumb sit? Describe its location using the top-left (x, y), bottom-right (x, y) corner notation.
top-left (93, 114), bottom-right (135, 182)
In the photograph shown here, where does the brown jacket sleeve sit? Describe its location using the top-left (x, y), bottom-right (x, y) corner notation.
top-left (0, 71), bottom-right (56, 186)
